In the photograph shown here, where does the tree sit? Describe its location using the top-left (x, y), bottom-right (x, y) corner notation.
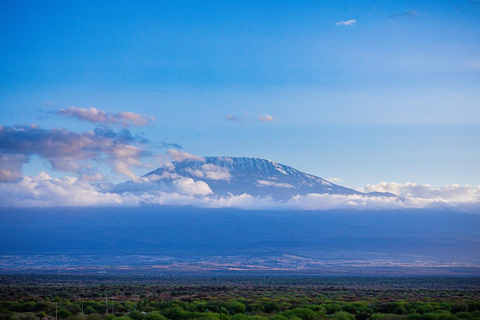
top-left (144, 313), bottom-right (166, 320)
top-left (331, 312), bottom-right (354, 320)
top-left (83, 307), bottom-right (97, 315)
top-left (57, 309), bottom-right (72, 319)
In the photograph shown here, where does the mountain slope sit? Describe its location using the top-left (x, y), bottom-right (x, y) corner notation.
top-left (144, 157), bottom-right (366, 200)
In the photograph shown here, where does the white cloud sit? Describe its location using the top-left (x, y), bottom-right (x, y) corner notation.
top-left (57, 107), bottom-right (110, 124)
top-left (358, 182), bottom-right (480, 203)
top-left (284, 193), bottom-right (403, 210)
top-left (147, 172), bottom-right (181, 181)
top-left (57, 107), bottom-right (154, 127)
top-left (0, 172), bottom-right (124, 207)
top-left (327, 177), bottom-right (342, 183)
top-left (258, 114), bottom-right (275, 122)
top-left (116, 111), bottom-right (154, 127)
top-left (256, 180), bottom-right (296, 188)
top-left (171, 177), bottom-right (213, 196)
top-left (335, 19), bottom-right (357, 26)
top-left (114, 174), bottom-right (213, 196)
top-left (186, 164), bottom-right (231, 181)
top-left (1, 174), bottom-right (479, 212)
top-left (167, 149), bottom-right (205, 162)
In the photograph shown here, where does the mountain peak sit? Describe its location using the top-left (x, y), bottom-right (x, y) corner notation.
top-left (144, 156), bottom-right (364, 199)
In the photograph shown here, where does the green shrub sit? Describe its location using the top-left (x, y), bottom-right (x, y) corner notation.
top-left (144, 313), bottom-right (166, 320)
top-left (57, 309), bottom-right (72, 319)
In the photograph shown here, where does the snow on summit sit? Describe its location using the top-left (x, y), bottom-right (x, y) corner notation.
top-left (143, 157), bottom-right (363, 200)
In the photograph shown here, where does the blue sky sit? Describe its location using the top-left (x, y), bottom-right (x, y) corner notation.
top-left (1, 0), bottom-right (479, 188)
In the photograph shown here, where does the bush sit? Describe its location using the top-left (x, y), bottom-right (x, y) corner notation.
top-left (57, 309), bottom-right (72, 319)
top-left (451, 303), bottom-right (468, 314)
top-left (331, 312), bottom-right (354, 320)
top-left (83, 307), bottom-right (97, 315)
top-left (86, 314), bottom-right (102, 320)
top-left (281, 308), bottom-right (316, 320)
top-left (261, 303), bottom-right (279, 314)
top-left (128, 312), bottom-right (145, 320)
top-left (228, 303), bottom-right (246, 315)
top-left (370, 314), bottom-right (403, 320)
top-left (144, 313), bottom-right (166, 320)
top-left (323, 305), bottom-right (342, 315)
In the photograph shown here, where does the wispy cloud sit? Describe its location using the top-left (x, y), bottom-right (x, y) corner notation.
top-left (387, 10), bottom-right (418, 19)
top-left (57, 107), bottom-right (154, 127)
top-left (258, 114), bottom-right (276, 122)
top-left (158, 142), bottom-right (183, 149)
top-left (166, 149), bottom-right (205, 162)
top-left (225, 115), bottom-right (241, 121)
top-left (256, 180), bottom-right (296, 188)
top-left (186, 164), bottom-right (231, 181)
top-left (116, 111), bottom-right (154, 127)
top-left (335, 19), bottom-right (357, 26)
top-left (93, 127), bottom-right (149, 144)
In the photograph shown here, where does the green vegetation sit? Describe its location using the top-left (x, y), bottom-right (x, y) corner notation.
top-left (0, 276), bottom-right (479, 320)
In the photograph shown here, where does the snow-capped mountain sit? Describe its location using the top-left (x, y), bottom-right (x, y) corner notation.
top-left (142, 157), bottom-right (390, 200)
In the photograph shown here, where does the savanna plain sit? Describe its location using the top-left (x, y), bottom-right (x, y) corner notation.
top-left (1, 275), bottom-right (479, 320)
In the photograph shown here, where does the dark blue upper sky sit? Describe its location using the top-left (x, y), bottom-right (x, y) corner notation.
top-left (1, 0), bottom-right (479, 187)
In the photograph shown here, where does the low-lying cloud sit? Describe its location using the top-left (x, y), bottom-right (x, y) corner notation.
top-left (186, 164), bottom-right (231, 181)
top-left (256, 180), bottom-right (296, 188)
top-left (358, 182), bottom-right (480, 203)
top-left (0, 122), bottom-right (478, 211)
top-left (0, 173), bottom-right (478, 211)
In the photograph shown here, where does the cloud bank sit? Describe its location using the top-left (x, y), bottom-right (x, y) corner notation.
top-left (358, 182), bottom-right (480, 203)
top-left (0, 173), bottom-right (478, 211)
top-left (0, 118), bottom-right (478, 211)
top-left (0, 125), bottom-right (150, 181)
